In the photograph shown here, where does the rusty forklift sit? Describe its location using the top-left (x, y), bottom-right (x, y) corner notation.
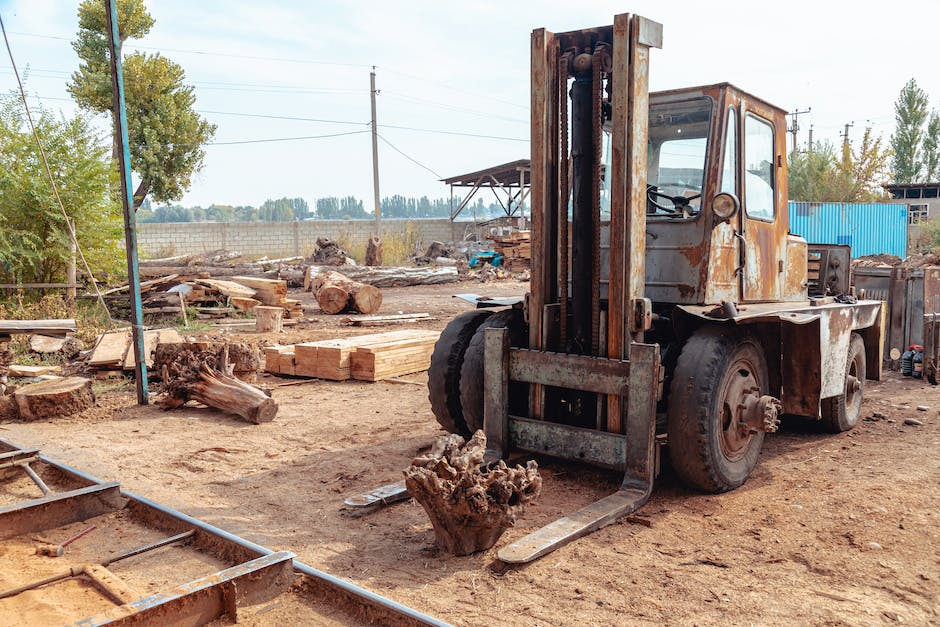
top-left (348, 13), bottom-right (885, 563)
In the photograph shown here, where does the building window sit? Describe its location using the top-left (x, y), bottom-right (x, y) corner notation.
top-left (909, 203), bottom-right (929, 224)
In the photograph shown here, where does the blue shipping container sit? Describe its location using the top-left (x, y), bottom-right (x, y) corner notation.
top-left (787, 202), bottom-right (908, 258)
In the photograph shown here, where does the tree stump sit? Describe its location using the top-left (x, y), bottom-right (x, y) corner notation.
top-left (311, 270), bottom-right (382, 314)
top-left (254, 306), bottom-right (283, 333)
top-left (153, 342), bottom-right (263, 383)
top-left (365, 235), bottom-right (382, 266)
top-left (404, 431), bottom-right (541, 555)
top-left (14, 377), bottom-right (96, 421)
top-left (155, 343), bottom-right (276, 423)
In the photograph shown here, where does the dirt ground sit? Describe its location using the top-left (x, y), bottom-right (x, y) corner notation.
top-left (4, 281), bottom-right (939, 626)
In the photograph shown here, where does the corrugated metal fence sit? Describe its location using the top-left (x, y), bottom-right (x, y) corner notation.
top-left (788, 202), bottom-right (908, 258)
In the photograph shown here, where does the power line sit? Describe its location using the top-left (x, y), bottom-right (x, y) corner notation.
top-left (376, 133), bottom-right (442, 179)
top-left (199, 110), bottom-right (367, 126)
top-left (382, 91), bottom-right (528, 124)
top-left (207, 129), bottom-right (370, 146)
top-left (9, 29), bottom-right (528, 111)
top-left (8, 30), bottom-right (373, 68)
top-left (379, 123), bottom-right (527, 142)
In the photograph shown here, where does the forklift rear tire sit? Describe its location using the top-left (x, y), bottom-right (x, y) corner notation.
top-left (667, 327), bottom-right (768, 493)
top-left (428, 309), bottom-right (493, 435)
top-left (459, 308), bottom-right (528, 434)
top-left (820, 333), bottom-right (866, 433)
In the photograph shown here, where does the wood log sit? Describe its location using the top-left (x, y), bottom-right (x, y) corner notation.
top-left (304, 265), bottom-right (459, 289)
top-left (254, 306), bottom-right (283, 332)
top-left (155, 343), bottom-right (275, 423)
top-left (404, 431), bottom-right (541, 555)
top-left (231, 297), bottom-right (261, 312)
top-left (365, 236), bottom-right (382, 266)
top-left (311, 270), bottom-right (382, 315)
top-left (138, 265), bottom-right (277, 279)
top-left (14, 377), bottom-right (96, 420)
top-left (277, 264), bottom-right (308, 288)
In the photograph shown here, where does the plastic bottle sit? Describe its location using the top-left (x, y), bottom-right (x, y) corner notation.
top-left (913, 349), bottom-right (924, 379)
top-left (901, 347), bottom-right (915, 376)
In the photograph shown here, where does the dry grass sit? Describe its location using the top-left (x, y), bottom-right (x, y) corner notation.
top-left (336, 222), bottom-right (423, 266)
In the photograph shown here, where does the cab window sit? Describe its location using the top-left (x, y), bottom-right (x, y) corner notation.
top-left (744, 115), bottom-right (775, 220)
top-left (720, 107), bottom-right (737, 195)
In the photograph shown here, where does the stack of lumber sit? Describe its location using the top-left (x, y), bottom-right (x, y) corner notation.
top-left (264, 329), bottom-right (440, 381)
top-left (488, 230), bottom-right (531, 272)
top-left (87, 328), bottom-right (184, 375)
top-left (231, 277), bottom-right (303, 318)
top-left (303, 265), bottom-right (458, 290)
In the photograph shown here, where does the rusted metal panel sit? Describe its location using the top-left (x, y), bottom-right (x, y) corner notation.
top-left (738, 92), bottom-right (789, 303)
top-left (0, 482), bottom-right (125, 540)
top-left (703, 221), bottom-right (739, 303)
top-left (76, 551), bottom-right (297, 626)
top-left (484, 327), bottom-right (511, 460)
top-left (780, 320), bottom-right (822, 415)
top-left (509, 416), bottom-right (628, 470)
top-left (783, 235), bottom-right (809, 300)
top-left (509, 348), bottom-right (631, 395)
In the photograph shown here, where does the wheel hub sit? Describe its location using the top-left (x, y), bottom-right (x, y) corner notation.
top-left (718, 362), bottom-right (781, 460)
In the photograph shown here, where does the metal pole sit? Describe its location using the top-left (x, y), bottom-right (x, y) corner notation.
top-left (370, 67), bottom-right (381, 233)
top-left (105, 0), bottom-right (148, 404)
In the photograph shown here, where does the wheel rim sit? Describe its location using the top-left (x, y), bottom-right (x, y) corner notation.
top-left (844, 352), bottom-right (863, 423)
top-left (717, 353), bottom-right (761, 461)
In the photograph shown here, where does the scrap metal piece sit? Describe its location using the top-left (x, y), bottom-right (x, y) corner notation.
top-left (0, 482), bottom-right (125, 541)
top-left (343, 481), bottom-right (410, 508)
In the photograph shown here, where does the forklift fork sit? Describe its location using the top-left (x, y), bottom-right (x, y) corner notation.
top-left (483, 327), bottom-right (660, 563)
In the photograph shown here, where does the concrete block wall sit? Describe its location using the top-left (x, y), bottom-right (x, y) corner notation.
top-left (137, 219), bottom-right (480, 258)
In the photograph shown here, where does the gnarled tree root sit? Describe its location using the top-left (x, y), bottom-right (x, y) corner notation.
top-left (404, 431), bottom-right (541, 555)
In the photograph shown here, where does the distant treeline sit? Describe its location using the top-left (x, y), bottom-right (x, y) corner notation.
top-left (137, 195), bottom-right (509, 223)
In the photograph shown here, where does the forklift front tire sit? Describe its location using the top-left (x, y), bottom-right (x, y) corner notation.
top-left (428, 309), bottom-right (493, 435)
top-left (667, 327), bottom-right (768, 493)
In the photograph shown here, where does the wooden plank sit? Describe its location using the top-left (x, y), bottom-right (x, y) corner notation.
top-left (7, 364), bottom-right (62, 377)
top-left (122, 329), bottom-right (183, 370)
top-left (194, 279), bottom-right (257, 299)
top-left (0, 319), bottom-right (76, 336)
top-left (88, 329), bottom-right (131, 366)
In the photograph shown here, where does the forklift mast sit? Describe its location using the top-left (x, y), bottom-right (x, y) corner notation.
top-left (528, 14), bottom-right (661, 427)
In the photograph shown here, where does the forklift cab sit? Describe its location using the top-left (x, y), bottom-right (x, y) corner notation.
top-left (606, 83), bottom-right (807, 307)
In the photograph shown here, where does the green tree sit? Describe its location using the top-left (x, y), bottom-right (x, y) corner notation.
top-left (890, 78), bottom-right (930, 183)
top-left (67, 0), bottom-right (215, 209)
top-left (0, 95), bottom-right (122, 284)
top-left (788, 129), bottom-right (890, 202)
top-left (924, 112), bottom-right (940, 182)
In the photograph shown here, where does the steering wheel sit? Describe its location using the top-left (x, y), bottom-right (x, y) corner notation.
top-left (647, 186), bottom-right (702, 213)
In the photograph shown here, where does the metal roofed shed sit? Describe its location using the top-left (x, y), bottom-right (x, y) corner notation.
top-left (443, 159), bottom-right (531, 221)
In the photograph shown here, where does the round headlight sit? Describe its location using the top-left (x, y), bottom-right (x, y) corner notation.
top-left (712, 192), bottom-right (739, 221)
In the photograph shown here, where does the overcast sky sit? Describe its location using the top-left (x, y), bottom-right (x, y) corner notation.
top-left (0, 0), bottom-right (936, 210)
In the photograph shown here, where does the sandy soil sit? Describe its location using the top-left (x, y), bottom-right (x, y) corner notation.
top-left (3, 281), bottom-right (939, 626)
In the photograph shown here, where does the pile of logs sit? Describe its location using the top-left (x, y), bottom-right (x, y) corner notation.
top-left (312, 238), bottom-right (354, 266)
top-left (310, 270), bottom-right (382, 315)
top-left (303, 265), bottom-right (458, 291)
top-left (404, 431), bottom-right (542, 555)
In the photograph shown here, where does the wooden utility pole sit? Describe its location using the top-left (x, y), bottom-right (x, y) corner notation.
top-left (787, 108), bottom-right (811, 154)
top-left (370, 67), bottom-right (381, 232)
top-left (105, 0), bottom-right (148, 404)
top-left (66, 219), bottom-right (76, 304)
